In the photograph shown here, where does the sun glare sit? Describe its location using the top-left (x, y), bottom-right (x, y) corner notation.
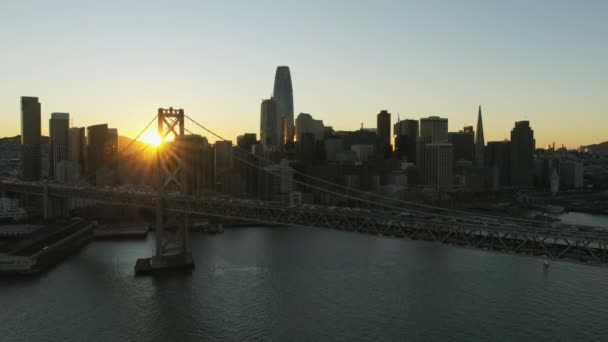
top-left (141, 130), bottom-right (163, 147)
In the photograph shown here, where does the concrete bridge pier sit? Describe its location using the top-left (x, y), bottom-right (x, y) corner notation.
top-left (43, 185), bottom-right (69, 221)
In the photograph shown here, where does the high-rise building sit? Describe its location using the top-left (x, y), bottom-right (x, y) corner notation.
top-left (475, 106), bottom-right (485, 168)
top-left (393, 119), bottom-right (418, 163)
top-left (214, 140), bottom-right (233, 174)
top-left (418, 116), bottom-right (450, 188)
top-left (420, 116), bottom-right (448, 143)
top-left (273, 66), bottom-right (294, 147)
top-left (486, 140), bottom-right (511, 189)
top-left (20, 96), bottom-right (41, 181)
top-left (174, 134), bottom-right (207, 196)
top-left (376, 110), bottom-right (391, 157)
top-left (260, 98), bottom-right (278, 151)
top-left (69, 127), bottom-right (86, 175)
top-left (295, 113), bottom-right (325, 142)
top-left (296, 132), bottom-right (316, 164)
top-left (324, 137), bottom-right (344, 162)
top-left (510, 121), bottom-right (535, 188)
top-left (448, 127), bottom-right (474, 163)
top-left (49, 112), bottom-right (70, 179)
top-left (237, 133), bottom-right (257, 152)
top-left (87, 124), bottom-right (108, 182)
top-left (423, 143), bottom-right (453, 189)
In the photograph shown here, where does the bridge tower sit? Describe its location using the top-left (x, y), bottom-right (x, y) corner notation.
top-left (135, 107), bottom-right (194, 274)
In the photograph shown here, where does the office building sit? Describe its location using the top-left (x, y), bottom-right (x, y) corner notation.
top-left (69, 127), bottom-right (86, 175)
top-left (394, 119), bottom-right (418, 163)
top-left (260, 98), bottom-right (278, 151)
top-left (377, 110), bottom-right (391, 157)
top-left (20, 96), bottom-right (41, 181)
top-left (324, 137), bottom-right (344, 162)
top-left (510, 121), bottom-right (535, 188)
top-left (273, 66), bottom-right (294, 147)
top-left (420, 116), bottom-right (448, 144)
top-left (448, 127), bottom-right (474, 163)
top-left (295, 113), bottom-right (325, 142)
top-left (486, 140), bottom-right (511, 189)
top-left (423, 143), bottom-right (453, 189)
top-left (86, 124), bottom-right (108, 181)
top-left (49, 112), bottom-right (70, 179)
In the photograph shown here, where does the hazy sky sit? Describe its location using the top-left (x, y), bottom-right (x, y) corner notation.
top-left (1, 0), bottom-right (606, 148)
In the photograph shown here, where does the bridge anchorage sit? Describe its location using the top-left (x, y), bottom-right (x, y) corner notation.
top-left (134, 107), bottom-right (194, 275)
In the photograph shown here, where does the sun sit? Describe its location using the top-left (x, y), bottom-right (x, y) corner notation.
top-left (141, 130), bottom-right (163, 147)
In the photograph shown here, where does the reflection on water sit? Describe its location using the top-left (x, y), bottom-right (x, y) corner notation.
top-left (1, 225), bottom-right (608, 341)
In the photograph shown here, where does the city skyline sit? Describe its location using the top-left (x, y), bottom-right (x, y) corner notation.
top-left (1, 1), bottom-right (606, 148)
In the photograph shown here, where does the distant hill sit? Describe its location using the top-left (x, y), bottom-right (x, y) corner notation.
top-left (583, 141), bottom-right (608, 155)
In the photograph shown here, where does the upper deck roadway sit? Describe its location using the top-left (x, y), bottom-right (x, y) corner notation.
top-left (2, 179), bottom-right (607, 266)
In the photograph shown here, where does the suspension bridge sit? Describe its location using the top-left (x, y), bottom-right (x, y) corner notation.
top-left (2, 108), bottom-right (608, 274)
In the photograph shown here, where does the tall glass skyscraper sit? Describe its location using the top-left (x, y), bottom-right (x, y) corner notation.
top-left (49, 112), bottom-right (70, 179)
top-left (272, 66), bottom-right (294, 148)
top-left (20, 96), bottom-right (41, 181)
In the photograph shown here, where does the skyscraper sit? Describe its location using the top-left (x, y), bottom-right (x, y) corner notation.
top-left (69, 127), bottom-right (86, 175)
top-left (260, 98), bottom-right (278, 150)
top-left (423, 143), bottom-right (454, 189)
top-left (510, 121), bottom-right (535, 188)
top-left (418, 116), bottom-right (451, 189)
top-left (475, 105), bottom-right (485, 168)
top-left (20, 96), bottom-right (41, 181)
top-left (273, 66), bottom-right (294, 148)
top-left (419, 116), bottom-right (448, 144)
top-left (49, 112), bottom-right (70, 179)
top-left (393, 119), bottom-right (419, 163)
top-left (87, 124), bottom-right (108, 182)
top-left (376, 110), bottom-right (391, 157)
top-left (448, 127), bottom-right (474, 163)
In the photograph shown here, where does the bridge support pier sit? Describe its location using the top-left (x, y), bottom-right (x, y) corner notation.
top-left (135, 107), bottom-right (194, 275)
top-left (43, 185), bottom-right (69, 221)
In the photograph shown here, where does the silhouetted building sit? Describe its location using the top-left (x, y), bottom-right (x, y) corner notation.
top-left (486, 140), bottom-right (511, 189)
top-left (49, 112), bottom-right (70, 179)
top-left (377, 110), bottom-right (391, 157)
top-left (475, 106), bottom-right (485, 168)
top-left (235, 133), bottom-right (259, 196)
top-left (214, 140), bottom-right (233, 175)
top-left (560, 161), bottom-right (584, 189)
top-left (510, 121), bottom-right (535, 188)
top-left (20, 96), bottom-right (41, 181)
top-left (324, 136), bottom-right (344, 162)
top-left (448, 128), bottom-right (474, 163)
top-left (237, 133), bottom-right (257, 151)
top-left (296, 132), bottom-right (315, 164)
top-left (69, 127), bottom-right (86, 175)
top-left (261, 159), bottom-right (294, 202)
top-left (273, 66), bottom-right (294, 148)
top-left (420, 116), bottom-right (448, 144)
top-left (260, 98), bottom-right (278, 151)
top-left (175, 134), bottom-right (207, 196)
top-left (295, 113), bottom-right (324, 142)
top-left (423, 143), bottom-right (453, 189)
top-left (418, 116), bottom-right (450, 189)
top-left (394, 119), bottom-right (418, 163)
top-left (86, 124), bottom-right (108, 182)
